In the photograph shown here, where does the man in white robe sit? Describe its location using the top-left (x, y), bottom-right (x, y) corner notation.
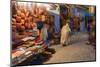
top-left (61, 20), bottom-right (71, 46)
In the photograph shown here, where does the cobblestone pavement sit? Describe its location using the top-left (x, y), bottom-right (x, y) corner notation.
top-left (44, 32), bottom-right (96, 64)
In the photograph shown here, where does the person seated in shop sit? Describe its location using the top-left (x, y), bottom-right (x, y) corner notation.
top-left (34, 10), bottom-right (50, 46)
top-left (36, 11), bottom-right (46, 33)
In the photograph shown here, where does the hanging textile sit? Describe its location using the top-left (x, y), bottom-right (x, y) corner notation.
top-left (54, 14), bottom-right (60, 33)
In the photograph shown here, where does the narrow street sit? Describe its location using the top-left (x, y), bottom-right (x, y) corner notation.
top-left (44, 32), bottom-right (96, 64)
